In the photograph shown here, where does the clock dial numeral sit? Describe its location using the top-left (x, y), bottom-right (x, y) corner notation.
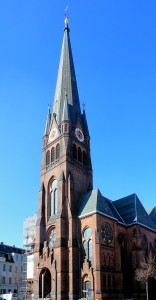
top-left (49, 128), bottom-right (57, 142)
top-left (75, 128), bottom-right (84, 142)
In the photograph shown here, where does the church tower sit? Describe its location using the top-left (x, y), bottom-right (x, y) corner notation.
top-left (33, 17), bottom-right (93, 300)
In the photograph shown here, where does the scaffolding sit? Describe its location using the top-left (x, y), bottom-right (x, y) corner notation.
top-left (20, 213), bottom-right (37, 300)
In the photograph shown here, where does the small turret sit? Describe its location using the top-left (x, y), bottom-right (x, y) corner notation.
top-left (61, 94), bottom-right (71, 123)
top-left (44, 105), bottom-right (51, 136)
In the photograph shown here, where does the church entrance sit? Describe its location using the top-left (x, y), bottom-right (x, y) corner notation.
top-left (39, 268), bottom-right (51, 298)
top-left (85, 281), bottom-right (91, 298)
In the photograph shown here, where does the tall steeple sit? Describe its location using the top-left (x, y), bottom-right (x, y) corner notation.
top-left (52, 17), bottom-right (81, 126)
top-left (34, 17), bottom-right (93, 300)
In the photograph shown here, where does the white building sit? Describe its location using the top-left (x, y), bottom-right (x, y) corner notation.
top-left (0, 243), bottom-right (25, 298)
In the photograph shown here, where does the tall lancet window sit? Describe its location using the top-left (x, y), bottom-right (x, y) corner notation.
top-left (83, 227), bottom-right (93, 266)
top-left (50, 180), bottom-right (58, 216)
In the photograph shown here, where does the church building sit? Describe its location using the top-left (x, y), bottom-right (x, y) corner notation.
top-left (33, 17), bottom-right (156, 300)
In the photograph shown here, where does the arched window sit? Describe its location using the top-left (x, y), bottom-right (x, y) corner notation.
top-left (83, 151), bottom-right (87, 165)
top-left (83, 227), bottom-right (92, 266)
top-left (51, 147), bottom-right (55, 162)
top-left (49, 228), bottom-right (56, 247)
top-left (153, 239), bottom-right (156, 251)
top-left (65, 124), bottom-right (67, 132)
top-left (50, 180), bottom-right (58, 216)
top-left (83, 241), bottom-right (87, 259)
top-left (108, 275), bottom-right (111, 288)
top-left (106, 253), bottom-right (110, 267)
top-left (56, 144), bottom-right (60, 159)
top-left (46, 150), bottom-right (50, 166)
top-left (112, 275), bottom-right (115, 289)
top-left (88, 240), bottom-right (93, 264)
top-left (103, 275), bottom-right (106, 289)
top-left (73, 144), bottom-right (77, 159)
top-left (141, 234), bottom-right (148, 256)
top-left (78, 147), bottom-right (82, 163)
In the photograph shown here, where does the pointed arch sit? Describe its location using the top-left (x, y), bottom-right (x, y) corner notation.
top-left (46, 150), bottom-right (50, 165)
top-left (50, 179), bottom-right (58, 216)
top-left (39, 268), bottom-right (51, 298)
top-left (82, 227), bottom-right (92, 266)
top-left (78, 147), bottom-right (82, 163)
top-left (73, 143), bottom-right (77, 159)
top-left (103, 275), bottom-right (106, 289)
top-left (108, 274), bottom-right (111, 288)
top-left (51, 147), bottom-right (55, 162)
top-left (83, 150), bottom-right (87, 165)
top-left (56, 143), bottom-right (60, 159)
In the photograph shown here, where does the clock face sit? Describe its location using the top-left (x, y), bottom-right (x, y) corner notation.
top-left (49, 128), bottom-right (57, 142)
top-left (75, 128), bottom-right (84, 142)
top-left (101, 223), bottom-right (113, 244)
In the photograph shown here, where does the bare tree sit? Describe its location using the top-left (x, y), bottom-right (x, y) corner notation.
top-left (135, 251), bottom-right (156, 300)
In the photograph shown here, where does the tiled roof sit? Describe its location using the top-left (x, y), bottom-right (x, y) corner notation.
top-left (0, 243), bottom-right (25, 255)
top-left (78, 189), bottom-right (156, 231)
top-left (113, 194), bottom-right (156, 230)
top-left (147, 207), bottom-right (156, 226)
top-left (78, 188), bottom-right (116, 219)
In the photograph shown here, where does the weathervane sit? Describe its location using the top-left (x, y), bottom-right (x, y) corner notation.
top-left (82, 102), bottom-right (86, 111)
top-left (64, 5), bottom-right (69, 27)
top-left (48, 103), bottom-right (51, 110)
top-left (65, 5), bottom-right (69, 17)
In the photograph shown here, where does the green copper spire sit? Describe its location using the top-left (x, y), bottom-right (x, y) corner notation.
top-left (52, 18), bottom-right (81, 126)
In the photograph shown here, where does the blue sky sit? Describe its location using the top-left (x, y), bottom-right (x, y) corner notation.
top-left (0, 0), bottom-right (156, 248)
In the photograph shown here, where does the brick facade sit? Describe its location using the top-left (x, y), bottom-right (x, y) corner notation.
top-left (33, 19), bottom-right (156, 300)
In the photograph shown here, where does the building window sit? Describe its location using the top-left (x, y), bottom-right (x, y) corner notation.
top-left (103, 275), bottom-right (106, 289)
top-left (50, 180), bottom-right (58, 216)
top-left (65, 124), bottom-right (67, 132)
top-left (78, 147), bottom-right (82, 163)
top-left (83, 151), bottom-right (87, 165)
top-left (108, 275), bottom-right (111, 288)
top-left (73, 144), bottom-right (77, 159)
top-left (51, 147), bottom-right (55, 162)
top-left (83, 227), bottom-right (92, 266)
top-left (105, 253), bottom-right (110, 267)
top-left (2, 277), bottom-right (5, 284)
top-left (16, 254), bottom-right (18, 261)
top-left (153, 239), bottom-right (156, 251)
top-left (49, 228), bottom-right (56, 247)
top-left (9, 278), bottom-right (11, 284)
top-left (56, 144), bottom-right (60, 159)
top-left (46, 150), bottom-right (50, 166)
top-left (3, 264), bottom-right (6, 271)
top-left (112, 275), bottom-right (115, 289)
top-left (9, 265), bottom-right (12, 272)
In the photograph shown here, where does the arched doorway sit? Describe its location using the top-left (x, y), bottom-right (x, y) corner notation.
top-left (85, 281), bottom-right (91, 298)
top-left (39, 268), bottom-right (51, 298)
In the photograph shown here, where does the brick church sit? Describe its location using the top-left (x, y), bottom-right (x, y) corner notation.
top-left (33, 17), bottom-right (156, 300)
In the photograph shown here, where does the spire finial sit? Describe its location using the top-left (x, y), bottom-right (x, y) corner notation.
top-left (48, 103), bottom-right (51, 112)
top-left (64, 5), bottom-right (69, 28)
top-left (82, 102), bottom-right (86, 112)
